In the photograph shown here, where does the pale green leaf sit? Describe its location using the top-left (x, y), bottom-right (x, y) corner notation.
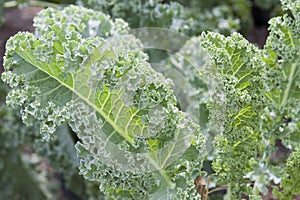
top-left (2, 5), bottom-right (204, 199)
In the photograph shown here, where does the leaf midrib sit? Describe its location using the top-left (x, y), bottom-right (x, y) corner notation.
top-left (16, 48), bottom-right (177, 187)
top-left (16, 50), bottom-right (135, 144)
top-left (281, 63), bottom-right (297, 107)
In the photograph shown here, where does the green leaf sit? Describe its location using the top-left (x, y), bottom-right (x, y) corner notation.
top-left (264, 18), bottom-right (300, 108)
top-left (79, 0), bottom-right (241, 35)
top-left (263, 0), bottom-right (300, 148)
top-left (261, 1), bottom-right (300, 197)
top-left (2, 5), bottom-right (204, 199)
top-left (200, 32), bottom-right (268, 196)
top-left (274, 145), bottom-right (300, 199)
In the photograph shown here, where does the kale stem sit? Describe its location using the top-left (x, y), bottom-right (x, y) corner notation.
top-left (281, 63), bottom-right (296, 107)
top-left (208, 185), bottom-right (227, 194)
top-left (159, 169), bottom-right (175, 188)
top-left (226, 183), bottom-right (232, 200)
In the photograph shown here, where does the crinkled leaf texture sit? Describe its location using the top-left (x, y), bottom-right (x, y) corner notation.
top-left (274, 145), bottom-right (300, 199)
top-left (263, 0), bottom-right (300, 198)
top-left (1, 5), bottom-right (204, 199)
top-left (263, 0), bottom-right (300, 148)
top-left (0, 79), bottom-right (56, 199)
top-left (197, 0), bottom-right (300, 198)
top-left (78, 0), bottom-right (241, 35)
top-left (200, 32), bottom-right (268, 197)
top-left (1, 71), bottom-right (99, 199)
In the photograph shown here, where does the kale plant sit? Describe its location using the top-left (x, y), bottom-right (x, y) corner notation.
top-left (1, 0), bottom-right (300, 199)
top-left (77, 0), bottom-right (246, 35)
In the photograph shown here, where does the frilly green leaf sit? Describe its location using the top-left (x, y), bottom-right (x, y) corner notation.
top-left (274, 145), bottom-right (300, 199)
top-left (2, 5), bottom-right (204, 199)
top-left (263, 0), bottom-right (300, 149)
top-left (200, 32), bottom-right (268, 196)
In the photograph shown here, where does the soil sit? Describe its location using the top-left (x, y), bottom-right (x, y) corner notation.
top-left (245, 26), bottom-right (268, 48)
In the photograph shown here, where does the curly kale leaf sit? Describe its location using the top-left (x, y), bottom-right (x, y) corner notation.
top-left (2, 5), bottom-right (204, 199)
top-left (78, 0), bottom-right (242, 35)
top-left (176, 0), bottom-right (253, 33)
top-left (261, 0), bottom-right (300, 197)
top-left (263, 0), bottom-right (300, 149)
top-left (200, 32), bottom-right (268, 197)
top-left (0, 77), bottom-right (95, 199)
top-left (274, 145), bottom-right (300, 199)
top-left (0, 78), bottom-right (57, 199)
